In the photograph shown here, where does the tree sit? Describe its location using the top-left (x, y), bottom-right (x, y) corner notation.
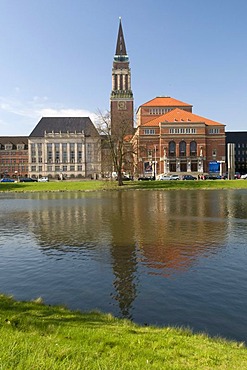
top-left (96, 110), bottom-right (134, 186)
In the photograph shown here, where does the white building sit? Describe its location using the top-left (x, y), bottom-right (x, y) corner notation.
top-left (28, 117), bottom-right (101, 179)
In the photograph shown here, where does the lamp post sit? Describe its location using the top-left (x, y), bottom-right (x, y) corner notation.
top-left (154, 145), bottom-right (157, 180)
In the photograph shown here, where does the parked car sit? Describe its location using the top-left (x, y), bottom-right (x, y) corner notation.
top-left (124, 176), bottom-right (133, 181)
top-left (182, 175), bottom-right (197, 180)
top-left (158, 175), bottom-right (172, 180)
top-left (138, 176), bottom-right (155, 181)
top-left (19, 177), bottom-right (38, 182)
top-left (0, 178), bottom-right (16, 183)
top-left (170, 174), bottom-right (180, 180)
top-left (204, 175), bottom-right (221, 180)
top-left (240, 174), bottom-right (247, 179)
top-left (115, 175), bottom-right (133, 181)
top-left (38, 177), bottom-right (49, 182)
top-left (234, 172), bottom-right (241, 179)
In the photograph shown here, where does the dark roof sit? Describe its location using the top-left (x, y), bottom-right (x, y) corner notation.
top-left (226, 131), bottom-right (247, 143)
top-left (0, 136), bottom-right (28, 145)
top-left (115, 18), bottom-right (127, 56)
top-left (29, 117), bottom-right (100, 138)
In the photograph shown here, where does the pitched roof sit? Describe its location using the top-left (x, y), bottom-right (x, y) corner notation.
top-left (0, 136), bottom-right (28, 145)
top-left (142, 108), bottom-right (225, 127)
top-left (141, 96), bottom-right (192, 108)
top-left (29, 117), bottom-right (99, 137)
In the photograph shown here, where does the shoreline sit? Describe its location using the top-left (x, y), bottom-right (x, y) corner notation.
top-left (0, 179), bottom-right (247, 194)
top-left (0, 293), bottom-right (246, 369)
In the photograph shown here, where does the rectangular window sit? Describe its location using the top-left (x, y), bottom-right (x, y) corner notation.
top-left (70, 143), bottom-right (75, 162)
top-left (37, 143), bottom-right (42, 157)
top-left (47, 143), bottom-right (53, 163)
top-left (31, 166), bottom-right (36, 172)
top-left (31, 143), bottom-right (36, 156)
top-left (209, 128), bottom-right (219, 134)
top-left (77, 143), bottom-right (82, 162)
top-left (47, 165), bottom-right (52, 172)
top-left (70, 165), bottom-right (75, 171)
top-left (62, 165), bottom-right (67, 171)
top-left (77, 165), bottom-right (82, 171)
top-left (55, 143), bottom-right (60, 163)
top-left (87, 143), bottom-right (92, 162)
top-left (62, 143), bottom-right (67, 162)
top-left (144, 129), bottom-right (155, 135)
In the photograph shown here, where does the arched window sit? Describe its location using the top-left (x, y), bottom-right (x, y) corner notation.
top-left (179, 141), bottom-right (186, 157)
top-left (190, 141), bottom-right (197, 156)
top-left (169, 141), bottom-right (176, 157)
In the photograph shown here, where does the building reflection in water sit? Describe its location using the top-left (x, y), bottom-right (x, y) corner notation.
top-left (4, 189), bottom-right (246, 317)
top-left (131, 190), bottom-right (229, 276)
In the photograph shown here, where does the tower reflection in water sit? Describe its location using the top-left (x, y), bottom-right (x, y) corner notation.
top-left (15, 189), bottom-right (239, 318)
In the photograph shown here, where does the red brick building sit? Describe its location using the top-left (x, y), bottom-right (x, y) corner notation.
top-left (132, 97), bottom-right (226, 177)
top-left (0, 137), bottom-right (28, 178)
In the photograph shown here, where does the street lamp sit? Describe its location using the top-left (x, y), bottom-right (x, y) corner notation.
top-left (153, 145), bottom-right (157, 180)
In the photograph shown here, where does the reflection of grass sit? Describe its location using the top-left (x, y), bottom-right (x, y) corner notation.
top-left (0, 294), bottom-right (246, 369)
top-left (1, 179), bottom-right (247, 193)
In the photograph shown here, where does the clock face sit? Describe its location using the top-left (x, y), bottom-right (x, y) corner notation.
top-left (118, 101), bottom-right (126, 110)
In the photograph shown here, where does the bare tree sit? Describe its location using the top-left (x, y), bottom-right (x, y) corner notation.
top-left (96, 110), bottom-right (134, 186)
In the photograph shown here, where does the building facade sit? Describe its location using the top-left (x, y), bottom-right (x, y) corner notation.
top-left (132, 97), bottom-right (226, 177)
top-left (28, 117), bottom-right (101, 179)
top-left (0, 137), bottom-right (28, 178)
top-left (110, 18), bottom-right (134, 137)
top-left (226, 131), bottom-right (247, 174)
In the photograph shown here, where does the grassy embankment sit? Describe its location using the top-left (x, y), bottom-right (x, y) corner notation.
top-left (1, 179), bottom-right (247, 192)
top-left (0, 294), bottom-right (246, 369)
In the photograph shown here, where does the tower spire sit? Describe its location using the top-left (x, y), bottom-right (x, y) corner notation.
top-left (115, 17), bottom-right (127, 58)
top-left (110, 18), bottom-right (134, 136)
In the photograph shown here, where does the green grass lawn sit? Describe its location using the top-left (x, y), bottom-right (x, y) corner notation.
top-left (0, 294), bottom-right (246, 369)
top-left (0, 179), bottom-right (247, 193)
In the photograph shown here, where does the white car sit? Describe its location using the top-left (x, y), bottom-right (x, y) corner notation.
top-left (170, 174), bottom-right (180, 180)
top-left (158, 175), bottom-right (171, 181)
top-left (38, 177), bottom-right (49, 182)
top-left (240, 174), bottom-right (247, 179)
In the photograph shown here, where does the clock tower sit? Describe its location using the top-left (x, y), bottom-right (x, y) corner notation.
top-left (110, 18), bottom-right (134, 136)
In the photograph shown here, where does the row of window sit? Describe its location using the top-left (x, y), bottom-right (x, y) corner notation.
top-left (0, 144), bottom-right (26, 150)
top-left (144, 129), bottom-right (155, 135)
top-left (1, 159), bottom-right (27, 164)
top-left (31, 143), bottom-right (95, 163)
top-left (0, 166), bottom-right (28, 172)
top-left (169, 128), bottom-right (196, 134)
top-left (209, 128), bottom-right (220, 134)
top-left (146, 141), bottom-right (203, 157)
top-left (236, 150), bottom-right (247, 155)
top-left (144, 127), bottom-right (221, 135)
top-left (168, 141), bottom-right (200, 157)
top-left (149, 108), bottom-right (172, 115)
top-left (236, 158), bottom-right (247, 162)
top-left (30, 165), bottom-right (84, 172)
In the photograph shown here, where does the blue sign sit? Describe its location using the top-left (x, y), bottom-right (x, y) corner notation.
top-left (209, 161), bottom-right (220, 173)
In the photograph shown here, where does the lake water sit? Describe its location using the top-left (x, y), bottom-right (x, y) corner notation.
top-left (0, 189), bottom-right (247, 343)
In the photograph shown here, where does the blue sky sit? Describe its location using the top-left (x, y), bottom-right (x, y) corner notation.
top-left (0, 0), bottom-right (247, 135)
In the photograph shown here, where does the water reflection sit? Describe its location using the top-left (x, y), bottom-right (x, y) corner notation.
top-left (0, 190), bottom-right (247, 337)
